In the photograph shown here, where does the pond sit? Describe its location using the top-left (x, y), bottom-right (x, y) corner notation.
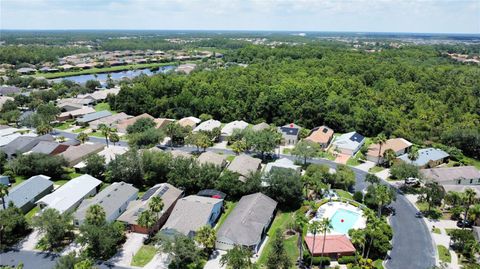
top-left (51, 65), bottom-right (175, 85)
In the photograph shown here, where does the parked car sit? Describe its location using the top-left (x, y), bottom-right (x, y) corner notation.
top-left (415, 211), bottom-right (423, 218)
top-left (405, 177), bottom-right (420, 187)
top-left (456, 219), bottom-right (473, 228)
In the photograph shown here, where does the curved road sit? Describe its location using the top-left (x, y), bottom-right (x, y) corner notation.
top-left (8, 130), bottom-right (435, 269)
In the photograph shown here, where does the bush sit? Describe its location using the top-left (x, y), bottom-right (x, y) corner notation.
top-left (353, 191), bottom-right (363, 202)
top-left (338, 255), bottom-right (356, 264)
top-left (7, 153), bottom-right (68, 179)
top-left (312, 256), bottom-right (331, 266)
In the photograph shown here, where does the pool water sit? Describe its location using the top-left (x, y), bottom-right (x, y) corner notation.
top-left (330, 208), bottom-right (360, 234)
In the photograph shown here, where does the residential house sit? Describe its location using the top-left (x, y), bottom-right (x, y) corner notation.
top-left (2, 175), bottom-right (53, 213)
top-left (161, 195), bottom-right (223, 237)
top-left (17, 68), bottom-right (36, 75)
top-left (77, 87), bottom-right (120, 103)
top-left (154, 118), bottom-right (175, 129)
top-left (305, 126), bottom-right (334, 149)
top-left (304, 235), bottom-right (356, 259)
top-left (331, 132), bottom-right (366, 156)
top-left (175, 63), bottom-right (196, 74)
top-left (74, 145), bottom-right (127, 169)
top-left (89, 112), bottom-right (131, 130)
top-left (36, 174), bottom-right (102, 214)
top-left (0, 133), bottom-right (36, 147)
top-left (420, 166), bottom-right (480, 186)
top-left (226, 154), bottom-right (262, 182)
top-left (117, 183), bottom-right (183, 234)
top-left (197, 189), bottom-right (227, 199)
top-left (73, 182), bottom-right (138, 226)
top-left (397, 148), bottom-right (449, 168)
top-left (77, 111), bottom-right (112, 126)
top-left (221, 120), bottom-right (249, 138)
top-left (58, 143), bottom-right (105, 166)
top-left (193, 119), bottom-right (221, 133)
top-left (264, 157), bottom-right (301, 174)
top-left (252, 122), bottom-right (270, 132)
top-left (196, 151), bottom-right (228, 168)
top-left (170, 150), bottom-right (193, 159)
top-left (178, 116), bottom-right (201, 128)
top-left (0, 86), bottom-right (21, 96)
top-left (216, 192), bottom-right (277, 253)
top-left (57, 102), bottom-right (84, 112)
top-left (366, 138), bottom-right (412, 164)
top-left (57, 106), bottom-right (96, 122)
top-left (0, 176), bottom-right (10, 186)
top-left (115, 113), bottom-right (154, 133)
top-left (278, 123), bottom-right (301, 145)
top-left (1, 134), bottom-right (55, 158)
top-left (25, 141), bottom-right (69, 155)
top-left (57, 97), bottom-right (94, 107)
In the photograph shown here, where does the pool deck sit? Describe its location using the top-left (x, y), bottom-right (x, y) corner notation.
top-left (308, 201), bottom-right (366, 236)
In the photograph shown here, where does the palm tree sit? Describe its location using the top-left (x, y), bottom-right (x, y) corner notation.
top-left (148, 196), bottom-right (164, 221)
top-left (308, 220), bottom-right (321, 267)
top-left (98, 124), bottom-right (113, 147)
top-left (373, 133), bottom-right (387, 165)
top-left (195, 225), bottom-right (216, 253)
top-left (318, 218), bottom-right (333, 268)
top-left (349, 229), bottom-right (366, 260)
top-left (36, 123), bottom-right (52, 135)
top-left (383, 149), bottom-right (396, 167)
top-left (109, 132), bottom-right (120, 146)
top-left (468, 204), bottom-right (480, 225)
top-left (77, 132), bottom-right (89, 144)
top-left (0, 185), bottom-right (9, 210)
top-left (220, 245), bottom-right (252, 269)
top-left (462, 188), bottom-right (477, 228)
top-left (57, 136), bottom-right (66, 143)
top-left (375, 184), bottom-right (395, 218)
top-left (85, 204), bottom-right (106, 226)
top-left (408, 146), bottom-right (419, 161)
top-left (137, 209), bottom-right (157, 237)
top-left (294, 212), bottom-right (308, 260)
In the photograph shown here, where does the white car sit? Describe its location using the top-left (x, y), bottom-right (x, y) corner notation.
top-left (405, 177), bottom-right (420, 186)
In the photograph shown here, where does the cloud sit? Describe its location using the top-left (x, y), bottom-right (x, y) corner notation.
top-left (0, 0), bottom-right (478, 33)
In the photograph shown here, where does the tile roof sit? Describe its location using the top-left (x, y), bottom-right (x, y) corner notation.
top-left (304, 235), bottom-right (356, 255)
top-left (366, 138), bottom-right (412, 157)
top-left (305, 126), bottom-right (334, 144)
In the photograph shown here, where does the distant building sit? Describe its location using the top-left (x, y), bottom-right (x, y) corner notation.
top-left (252, 122), bottom-right (270, 132)
top-left (304, 235), bottom-right (356, 259)
top-left (305, 126), bottom-right (334, 149)
top-left (420, 166), bottom-right (480, 186)
top-left (193, 119), bottom-right (221, 133)
top-left (221, 120), bottom-right (249, 138)
top-left (58, 143), bottom-right (105, 166)
top-left (278, 123), bottom-right (301, 145)
top-left (366, 138), bottom-right (412, 164)
top-left (331, 132), bottom-right (365, 156)
top-left (226, 154), bottom-right (262, 182)
top-left (77, 111), bottom-right (113, 125)
top-left (115, 113), bottom-right (154, 133)
top-left (57, 106), bottom-right (97, 122)
top-left (264, 157), bottom-right (301, 174)
top-left (196, 151), bottom-right (228, 168)
top-left (397, 148), bottom-right (449, 168)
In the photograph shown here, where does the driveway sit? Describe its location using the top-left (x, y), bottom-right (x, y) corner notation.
top-left (143, 253), bottom-right (169, 269)
top-left (355, 161), bottom-right (376, 172)
top-left (108, 232), bottom-right (147, 267)
top-left (15, 229), bottom-right (42, 251)
top-left (203, 250), bottom-right (226, 269)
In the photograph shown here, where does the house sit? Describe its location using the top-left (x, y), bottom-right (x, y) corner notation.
top-left (441, 185), bottom-right (480, 199)
top-left (304, 235), bottom-right (356, 259)
top-left (170, 150), bottom-right (193, 159)
top-left (25, 141), bottom-right (69, 155)
top-left (216, 192), bottom-right (277, 252)
top-left (252, 122), bottom-right (270, 132)
top-left (0, 96), bottom-right (14, 110)
top-left (193, 119), bottom-right (221, 133)
top-left (0, 86), bottom-right (21, 96)
top-left (0, 133), bottom-right (36, 148)
top-left (0, 126), bottom-right (19, 137)
top-left (397, 148), bottom-right (449, 168)
top-left (57, 106), bottom-right (96, 122)
top-left (77, 87), bottom-right (120, 103)
top-left (0, 176), bottom-right (10, 186)
top-left (175, 63), bottom-right (196, 74)
top-left (278, 123), bottom-right (301, 145)
top-left (89, 112), bottom-right (131, 130)
top-left (2, 175), bottom-right (53, 213)
top-left (154, 118), bottom-right (175, 129)
top-left (226, 154), bottom-right (262, 182)
top-left (17, 68), bottom-right (36, 75)
top-left (57, 102), bottom-right (84, 112)
top-left (264, 157), bottom-right (301, 174)
top-left (58, 143), bottom-right (105, 166)
top-left (178, 116), bottom-right (201, 128)
top-left (197, 189), bottom-right (227, 199)
top-left (305, 126), bottom-right (334, 149)
top-left (73, 182), bottom-right (138, 226)
top-left (221, 120), bottom-right (249, 137)
top-left (36, 174), bottom-right (102, 214)
top-left (74, 145), bottom-right (127, 169)
top-left (57, 97), bottom-right (94, 107)
top-left (77, 111), bottom-right (112, 125)
top-left (331, 132), bottom-right (366, 156)
top-left (196, 151), bottom-right (228, 168)
top-left (1, 134), bottom-right (55, 158)
top-left (115, 113), bottom-right (154, 133)
top-left (366, 138), bottom-right (412, 164)
top-left (161, 195), bottom-right (223, 237)
top-left (117, 183), bottom-right (183, 234)
top-left (420, 166), bottom-right (480, 186)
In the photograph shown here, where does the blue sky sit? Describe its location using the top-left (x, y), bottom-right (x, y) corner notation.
top-left (1, 0), bottom-right (479, 33)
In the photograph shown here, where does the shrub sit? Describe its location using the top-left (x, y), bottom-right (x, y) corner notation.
top-left (312, 256), bottom-right (331, 266)
top-left (338, 255), bottom-right (356, 264)
top-left (353, 191), bottom-right (363, 202)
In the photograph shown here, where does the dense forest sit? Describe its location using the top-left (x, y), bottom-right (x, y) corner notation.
top-left (109, 44), bottom-right (480, 158)
top-left (0, 46), bottom-right (90, 65)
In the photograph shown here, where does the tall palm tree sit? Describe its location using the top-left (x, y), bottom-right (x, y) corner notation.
top-left (220, 245), bottom-right (252, 269)
top-left (138, 209), bottom-right (157, 237)
top-left (294, 212), bottom-right (308, 260)
top-left (349, 229), bottom-right (366, 261)
top-left (195, 225), bottom-right (216, 253)
top-left (308, 221), bottom-right (321, 268)
top-left (85, 204), bottom-right (106, 226)
top-left (0, 185), bottom-right (9, 210)
top-left (383, 149), bottom-right (396, 167)
top-left (462, 188), bottom-right (477, 228)
top-left (408, 146), bottom-right (419, 161)
top-left (98, 124), bottom-right (112, 147)
top-left (109, 132), bottom-right (120, 146)
top-left (319, 218), bottom-right (333, 268)
top-left (375, 184), bottom-right (395, 218)
top-left (148, 196), bottom-right (164, 221)
top-left (374, 133), bottom-right (387, 165)
top-left (77, 132), bottom-right (89, 144)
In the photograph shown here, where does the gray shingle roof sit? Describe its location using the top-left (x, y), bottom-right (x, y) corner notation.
top-left (28, 141), bottom-right (61, 155)
top-left (1, 134), bottom-right (55, 156)
top-left (217, 193), bottom-right (277, 247)
top-left (58, 143), bottom-right (105, 166)
top-left (77, 111), bottom-right (112, 124)
top-left (197, 151), bottom-right (227, 167)
top-left (3, 175), bottom-right (53, 209)
top-left (227, 154), bottom-right (262, 182)
top-left (421, 166), bottom-right (480, 183)
top-left (398, 148), bottom-right (449, 167)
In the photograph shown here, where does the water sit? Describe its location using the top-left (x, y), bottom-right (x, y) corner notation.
top-left (330, 208), bottom-right (360, 234)
top-left (51, 65), bottom-right (175, 85)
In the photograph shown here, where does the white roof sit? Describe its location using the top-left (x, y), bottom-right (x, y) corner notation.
top-left (36, 174), bottom-right (102, 213)
top-left (0, 133), bottom-right (36, 147)
top-left (74, 145), bottom-right (127, 169)
top-left (264, 158), bottom-right (301, 174)
top-left (332, 131), bottom-right (365, 151)
top-left (193, 119), bottom-right (221, 132)
top-left (0, 127), bottom-right (20, 137)
top-left (182, 116), bottom-right (201, 124)
top-left (221, 120), bottom-right (249, 136)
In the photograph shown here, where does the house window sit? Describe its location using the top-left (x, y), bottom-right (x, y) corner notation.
top-left (470, 179), bottom-right (473, 184)
top-left (457, 179), bottom-right (461, 184)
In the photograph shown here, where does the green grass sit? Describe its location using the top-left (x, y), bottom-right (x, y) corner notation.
top-left (416, 201), bottom-right (429, 212)
top-left (445, 228), bottom-right (457, 236)
top-left (89, 131), bottom-right (106, 138)
top-left (73, 127), bottom-right (88, 133)
top-left (131, 245), bottom-right (157, 267)
top-left (35, 62), bottom-right (179, 79)
top-left (432, 227), bottom-right (441, 234)
top-left (94, 102), bottom-right (116, 114)
top-left (335, 189), bottom-right (353, 199)
top-left (347, 152), bottom-right (364, 166)
top-left (54, 180), bottom-right (69, 186)
top-left (283, 148), bottom-right (292, 154)
top-left (373, 259), bottom-right (384, 269)
top-left (226, 155), bottom-right (235, 162)
top-left (318, 151), bottom-right (335, 160)
top-left (25, 206), bottom-right (39, 221)
top-left (437, 245), bottom-right (451, 263)
top-left (55, 120), bottom-right (74, 130)
top-left (215, 201), bottom-right (237, 230)
top-left (369, 166), bottom-right (385, 173)
top-left (10, 176), bottom-right (26, 190)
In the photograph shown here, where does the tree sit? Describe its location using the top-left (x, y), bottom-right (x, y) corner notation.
top-left (264, 169), bottom-right (303, 210)
top-left (389, 162), bottom-right (419, 180)
top-left (128, 128), bottom-right (165, 148)
top-left (382, 149), bottom-right (396, 167)
top-left (126, 117), bottom-right (156, 134)
top-left (335, 164), bottom-right (356, 190)
top-left (85, 204), bottom-right (106, 226)
top-left (319, 218), bottom-right (333, 268)
top-left (371, 184), bottom-right (396, 217)
top-left (462, 188), bottom-right (477, 226)
top-left (266, 229), bottom-right (292, 269)
top-left (231, 140), bottom-right (247, 155)
top-left (84, 154), bottom-right (106, 179)
top-left (33, 208), bottom-right (74, 250)
top-left (156, 234), bottom-right (203, 269)
top-left (349, 228), bottom-right (367, 260)
top-left (292, 140), bottom-right (320, 166)
top-left (7, 153), bottom-right (68, 179)
top-left (308, 220), bottom-right (321, 267)
top-left (220, 245), bottom-right (253, 269)
top-left (248, 128), bottom-right (281, 160)
top-left (36, 123), bottom-right (53, 135)
top-left (165, 123), bottom-right (189, 147)
top-left (98, 124), bottom-right (114, 147)
top-left (137, 209), bottom-right (157, 237)
top-left (365, 174), bottom-right (380, 186)
top-left (85, 80), bottom-right (101, 92)
top-left (294, 212), bottom-right (308, 259)
top-left (0, 204), bottom-right (29, 250)
top-left (444, 191), bottom-right (462, 208)
top-left (0, 185), bottom-right (8, 210)
top-left (418, 182), bottom-right (445, 212)
top-left (105, 148), bottom-right (143, 185)
top-left (186, 132), bottom-right (213, 152)
top-left (77, 132), bottom-right (89, 144)
top-left (194, 225), bottom-right (216, 253)
top-left (408, 146), bottom-right (419, 161)
top-left (149, 196), bottom-right (164, 220)
top-left (373, 133), bottom-right (387, 164)
top-left (108, 132), bottom-right (120, 146)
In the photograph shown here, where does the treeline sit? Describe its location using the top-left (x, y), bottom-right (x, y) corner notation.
top-left (0, 45), bottom-right (90, 65)
top-left (110, 44), bottom-right (480, 158)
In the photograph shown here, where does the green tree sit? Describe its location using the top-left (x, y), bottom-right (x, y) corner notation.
top-left (0, 185), bottom-right (8, 210)
top-left (349, 228), bottom-right (367, 260)
top-left (84, 154), bottom-right (106, 179)
top-left (292, 140), bottom-right (320, 166)
top-left (248, 128), bottom-right (281, 160)
top-left (137, 209), bottom-right (157, 237)
top-left (126, 117), bottom-right (156, 134)
top-left (0, 203), bottom-right (29, 250)
top-left (33, 208), bottom-right (74, 250)
top-left (231, 140), bottom-right (247, 155)
top-left (220, 245), bottom-right (253, 269)
top-left (7, 153), bottom-right (68, 179)
top-left (194, 225), bottom-right (216, 253)
top-left (108, 132), bottom-right (120, 146)
top-left (266, 229), bottom-right (291, 269)
top-left (365, 174), bottom-right (380, 186)
top-left (408, 146), bottom-right (419, 161)
top-left (98, 124), bottom-right (114, 147)
top-left (85, 204), bottom-right (106, 226)
top-left (382, 149), bottom-right (396, 167)
top-left (149, 196), bottom-right (164, 220)
top-left (294, 212), bottom-right (308, 259)
top-left (418, 182), bottom-right (445, 213)
top-left (335, 164), bottom-right (356, 190)
top-left (462, 188), bottom-right (477, 227)
top-left (156, 234), bottom-right (203, 269)
top-left (372, 184), bottom-right (396, 217)
top-left (165, 123), bottom-right (189, 148)
top-left (389, 162), bottom-right (419, 180)
top-left (85, 80), bottom-right (101, 92)
top-left (373, 133), bottom-right (387, 165)
top-left (77, 132), bottom-right (89, 144)
top-left (264, 169), bottom-right (303, 210)
top-left (36, 123), bottom-right (53, 135)
top-left (186, 132), bottom-right (213, 152)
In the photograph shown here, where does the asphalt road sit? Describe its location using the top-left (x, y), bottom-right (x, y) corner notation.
top-left (32, 129), bottom-right (435, 269)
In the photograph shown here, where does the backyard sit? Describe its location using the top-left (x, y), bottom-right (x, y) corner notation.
top-left (131, 245), bottom-right (157, 267)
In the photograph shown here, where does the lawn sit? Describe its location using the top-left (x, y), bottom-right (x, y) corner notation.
top-left (369, 166), bottom-right (385, 173)
top-left (94, 102), bottom-right (116, 114)
top-left (54, 180), bottom-right (69, 186)
top-left (318, 151), bottom-right (335, 160)
top-left (226, 155), bottom-right (235, 162)
top-left (55, 120), bottom-right (74, 130)
top-left (415, 201), bottom-right (429, 212)
top-left (335, 189), bottom-right (353, 199)
top-left (25, 206), bottom-right (39, 221)
top-left (10, 176), bottom-right (26, 189)
top-left (89, 131), bottom-right (106, 138)
top-left (437, 245), bottom-right (451, 263)
top-left (215, 201), bottom-right (237, 230)
top-left (445, 228), bottom-right (457, 236)
top-left (73, 126), bottom-right (88, 133)
top-left (346, 152), bottom-right (364, 166)
top-left (131, 245), bottom-right (157, 267)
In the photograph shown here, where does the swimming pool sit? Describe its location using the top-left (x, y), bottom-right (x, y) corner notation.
top-left (330, 208), bottom-right (360, 234)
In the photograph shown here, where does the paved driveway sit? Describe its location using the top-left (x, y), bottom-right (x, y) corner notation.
top-left (108, 232), bottom-right (146, 267)
top-left (203, 250), bottom-right (226, 269)
top-left (15, 229), bottom-right (42, 251)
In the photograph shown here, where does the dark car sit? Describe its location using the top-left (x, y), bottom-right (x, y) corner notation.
top-left (456, 219), bottom-right (473, 228)
top-left (415, 211), bottom-right (423, 218)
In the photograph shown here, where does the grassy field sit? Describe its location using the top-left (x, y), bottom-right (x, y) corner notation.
top-left (131, 245), bottom-right (157, 267)
top-left (73, 127), bottom-right (88, 133)
top-left (94, 102), bottom-right (116, 114)
top-left (346, 152), bottom-right (364, 166)
top-left (25, 206), bottom-right (39, 221)
top-left (10, 176), bottom-right (26, 189)
top-left (226, 155), bottom-right (235, 162)
top-left (215, 201), bottom-right (237, 230)
top-left (55, 120), bottom-right (74, 130)
top-left (369, 166), bottom-right (385, 173)
top-left (437, 245), bottom-right (451, 263)
top-left (335, 189), bottom-right (353, 199)
top-left (36, 62), bottom-right (178, 79)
